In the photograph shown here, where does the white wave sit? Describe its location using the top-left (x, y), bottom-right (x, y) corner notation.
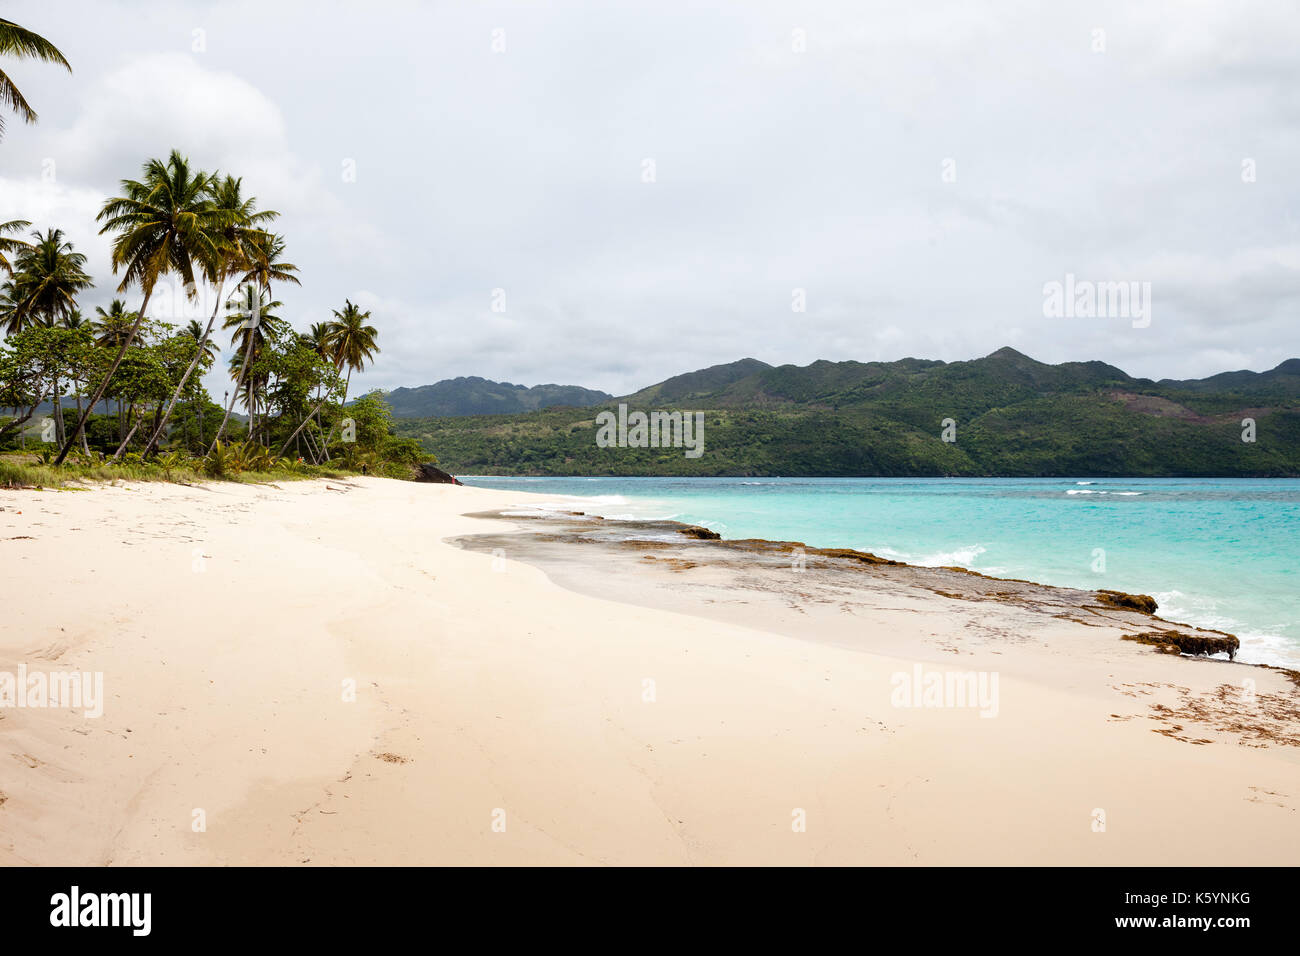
top-left (1075, 481), bottom-right (1095, 485)
top-left (908, 545), bottom-right (987, 568)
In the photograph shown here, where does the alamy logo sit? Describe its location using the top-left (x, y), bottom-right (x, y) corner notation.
top-left (50, 886), bottom-right (151, 936)
top-left (595, 404), bottom-right (704, 458)
top-left (890, 664), bottom-right (999, 718)
top-left (0, 665), bottom-right (103, 718)
top-left (1042, 273), bottom-right (1151, 328)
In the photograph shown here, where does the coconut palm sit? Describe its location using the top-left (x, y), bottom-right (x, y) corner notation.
top-left (300, 321), bottom-right (331, 358)
top-left (209, 231), bottom-right (297, 450)
top-left (93, 299), bottom-right (137, 347)
top-left (144, 175), bottom-right (277, 455)
top-left (183, 318), bottom-right (218, 361)
top-left (210, 284), bottom-right (282, 447)
top-left (325, 299), bottom-right (378, 411)
top-left (0, 229), bottom-right (92, 446)
top-left (56, 150), bottom-right (219, 465)
top-left (278, 300), bottom-right (378, 457)
top-left (238, 230), bottom-right (299, 294)
top-left (61, 309), bottom-right (93, 453)
top-left (0, 18), bottom-right (71, 139)
top-left (0, 219), bottom-right (31, 276)
top-left (1, 228), bottom-right (93, 334)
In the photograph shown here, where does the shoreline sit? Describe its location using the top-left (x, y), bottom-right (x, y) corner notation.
top-left (1, 476), bottom-right (1297, 865)
top-left (454, 476), bottom-right (1300, 671)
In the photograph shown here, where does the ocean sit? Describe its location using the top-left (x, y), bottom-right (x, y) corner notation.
top-left (457, 476), bottom-right (1300, 666)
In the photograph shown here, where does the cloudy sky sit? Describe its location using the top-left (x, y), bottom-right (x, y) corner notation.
top-left (2, 0), bottom-right (1298, 399)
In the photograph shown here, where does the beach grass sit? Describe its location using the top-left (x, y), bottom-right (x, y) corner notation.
top-left (0, 451), bottom-right (377, 490)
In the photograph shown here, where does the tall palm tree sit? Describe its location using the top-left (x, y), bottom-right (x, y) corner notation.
top-left (61, 309), bottom-right (92, 453)
top-left (209, 231), bottom-right (297, 450)
top-left (1, 228), bottom-right (93, 334)
top-left (144, 175), bottom-right (277, 455)
top-left (0, 18), bottom-right (71, 139)
top-left (278, 300), bottom-right (379, 457)
top-left (56, 150), bottom-right (218, 465)
top-left (225, 283), bottom-right (281, 442)
top-left (0, 219), bottom-right (31, 276)
top-left (183, 318), bottom-right (218, 361)
top-left (325, 299), bottom-right (378, 411)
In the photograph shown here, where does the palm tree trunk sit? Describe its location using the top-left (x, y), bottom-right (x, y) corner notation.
top-left (210, 323), bottom-right (257, 454)
top-left (55, 288), bottom-right (154, 466)
top-left (73, 389), bottom-right (89, 455)
top-left (322, 367), bottom-right (352, 447)
top-left (51, 377), bottom-right (65, 448)
top-left (145, 282), bottom-right (225, 456)
top-left (277, 396), bottom-right (330, 457)
top-left (112, 416), bottom-right (140, 461)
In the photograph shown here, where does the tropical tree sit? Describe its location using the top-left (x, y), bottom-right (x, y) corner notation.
top-left (182, 318), bottom-right (218, 361)
top-left (144, 174), bottom-right (278, 455)
top-left (0, 18), bottom-right (70, 139)
top-left (56, 150), bottom-right (218, 465)
top-left (300, 321), bottom-right (330, 358)
top-left (325, 299), bottom-right (378, 411)
top-left (1, 228), bottom-right (93, 334)
top-left (210, 283), bottom-right (282, 448)
top-left (59, 309), bottom-right (93, 453)
top-left (0, 219), bottom-right (30, 275)
top-left (208, 230), bottom-right (297, 450)
top-left (93, 299), bottom-right (137, 348)
top-left (277, 300), bottom-right (377, 457)
top-left (0, 229), bottom-right (93, 446)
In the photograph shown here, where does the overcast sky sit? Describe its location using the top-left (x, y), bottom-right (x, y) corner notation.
top-left (2, 0), bottom-right (1298, 399)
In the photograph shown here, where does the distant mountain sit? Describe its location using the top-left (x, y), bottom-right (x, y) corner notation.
top-left (384, 376), bottom-right (612, 417)
top-left (394, 348), bottom-right (1300, 477)
top-left (623, 358), bottom-right (772, 405)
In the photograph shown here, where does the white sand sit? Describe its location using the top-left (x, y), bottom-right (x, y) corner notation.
top-left (0, 476), bottom-right (1296, 865)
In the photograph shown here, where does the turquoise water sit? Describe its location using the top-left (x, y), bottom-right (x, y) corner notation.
top-left (458, 476), bottom-right (1300, 666)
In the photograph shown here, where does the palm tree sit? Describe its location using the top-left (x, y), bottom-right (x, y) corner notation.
top-left (56, 150), bottom-right (218, 465)
top-left (217, 283), bottom-right (282, 444)
top-left (144, 175), bottom-right (279, 455)
top-left (278, 300), bottom-right (379, 457)
top-left (1, 228), bottom-right (93, 334)
top-left (325, 299), bottom-right (378, 411)
top-left (300, 321), bottom-right (331, 358)
top-left (0, 229), bottom-right (93, 447)
top-left (208, 231), bottom-right (297, 450)
top-left (0, 219), bottom-right (31, 276)
top-left (183, 318), bottom-right (218, 361)
top-left (0, 18), bottom-right (71, 139)
top-left (61, 309), bottom-right (92, 454)
top-left (93, 299), bottom-right (138, 348)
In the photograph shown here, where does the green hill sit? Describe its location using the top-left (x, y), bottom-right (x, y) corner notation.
top-left (393, 348), bottom-right (1300, 477)
top-left (382, 376), bottom-right (611, 417)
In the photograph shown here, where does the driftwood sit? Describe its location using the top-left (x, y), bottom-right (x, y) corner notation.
top-left (414, 463), bottom-right (462, 485)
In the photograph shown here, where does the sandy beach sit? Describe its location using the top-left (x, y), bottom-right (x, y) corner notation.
top-left (0, 476), bottom-right (1297, 866)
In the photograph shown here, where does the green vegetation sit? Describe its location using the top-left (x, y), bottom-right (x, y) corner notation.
top-left (1, 146), bottom-right (425, 485)
top-left (384, 376), bottom-right (612, 418)
top-left (0, 17), bottom-right (70, 139)
top-left (394, 351), bottom-right (1300, 477)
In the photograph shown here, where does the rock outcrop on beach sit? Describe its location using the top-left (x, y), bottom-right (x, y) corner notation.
top-left (415, 463), bottom-right (462, 485)
top-left (1095, 589), bottom-right (1159, 614)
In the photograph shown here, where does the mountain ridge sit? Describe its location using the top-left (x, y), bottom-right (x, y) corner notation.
top-left (391, 348), bottom-right (1300, 477)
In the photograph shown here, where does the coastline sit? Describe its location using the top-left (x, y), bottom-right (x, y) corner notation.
top-left (455, 474), bottom-right (1300, 667)
top-left (1, 477), bottom-right (1297, 865)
